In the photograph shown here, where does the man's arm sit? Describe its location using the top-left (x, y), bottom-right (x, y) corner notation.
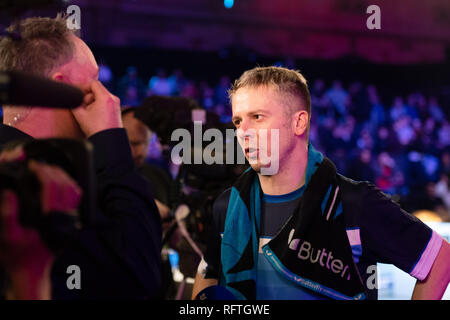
top-left (191, 189), bottom-right (231, 300)
top-left (412, 240), bottom-right (450, 300)
top-left (192, 272), bottom-right (218, 300)
top-left (88, 128), bottom-right (162, 296)
top-left (66, 81), bottom-right (162, 298)
top-left (355, 181), bottom-right (449, 299)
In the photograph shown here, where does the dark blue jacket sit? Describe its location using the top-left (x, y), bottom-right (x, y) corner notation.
top-left (0, 124), bottom-right (162, 299)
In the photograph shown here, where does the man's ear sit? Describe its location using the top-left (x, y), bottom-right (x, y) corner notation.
top-left (293, 110), bottom-right (309, 136)
top-left (51, 72), bottom-right (65, 83)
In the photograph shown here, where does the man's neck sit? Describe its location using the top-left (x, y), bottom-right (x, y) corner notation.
top-left (258, 142), bottom-right (308, 195)
top-left (5, 107), bottom-right (84, 139)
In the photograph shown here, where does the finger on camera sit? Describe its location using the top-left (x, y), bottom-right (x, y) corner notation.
top-left (0, 190), bottom-right (20, 244)
top-left (0, 190), bottom-right (18, 222)
top-left (28, 161), bottom-right (82, 213)
top-left (0, 146), bottom-right (25, 163)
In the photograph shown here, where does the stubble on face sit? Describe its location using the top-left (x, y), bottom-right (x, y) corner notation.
top-left (232, 85), bottom-right (298, 175)
top-left (122, 113), bottom-right (151, 168)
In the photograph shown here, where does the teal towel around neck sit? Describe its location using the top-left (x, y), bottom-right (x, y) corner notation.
top-left (220, 142), bottom-right (324, 299)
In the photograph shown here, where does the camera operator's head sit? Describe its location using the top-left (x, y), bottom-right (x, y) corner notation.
top-left (122, 107), bottom-right (152, 168)
top-left (0, 14), bottom-right (100, 139)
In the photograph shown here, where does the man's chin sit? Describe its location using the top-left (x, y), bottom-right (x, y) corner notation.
top-left (135, 160), bottom-right (145, 168)
top-left (248, 161), bottom-right (273, 174)
top-left (249, 163), bottom-right (261, 173)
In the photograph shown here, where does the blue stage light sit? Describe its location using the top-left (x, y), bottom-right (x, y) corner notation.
top-left (224, 0), bottom-right (234, 9)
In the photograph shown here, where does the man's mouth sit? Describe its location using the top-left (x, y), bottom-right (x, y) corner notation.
top-left (245, 147), bottom-right (258, 158)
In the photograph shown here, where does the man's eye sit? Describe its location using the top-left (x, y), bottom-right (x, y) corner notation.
top-left (233, 120), bottom-right (241, 126)
top-left (254, 114), bottom-right (262, 120)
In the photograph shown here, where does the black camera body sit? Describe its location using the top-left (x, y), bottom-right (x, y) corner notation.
top-left (135, 96), bottom-right (248, 237)
top-left (0, 138), bottom-right (96, 252)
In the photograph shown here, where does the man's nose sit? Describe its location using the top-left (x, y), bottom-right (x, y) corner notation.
top-left (236, 126), bottom-right (256, 144)
top-left (239, 118), bottom-right (253, 133)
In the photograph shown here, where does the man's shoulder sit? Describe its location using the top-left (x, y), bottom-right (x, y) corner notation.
top-left (336, 174), bottom-right (398, 223)
top-left (337, 174), bottom-right (391, 204)
top-left (337, 173), bottom-right (371, 190)
top-left (337, 174), bottom-right (411, 232)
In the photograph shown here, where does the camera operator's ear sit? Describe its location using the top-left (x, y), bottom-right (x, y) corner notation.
top-left (51, 72), bottom-right (66, 83)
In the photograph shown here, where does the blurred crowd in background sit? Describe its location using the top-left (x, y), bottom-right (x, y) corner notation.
top-left (97, 61), bottom-right (450, 221)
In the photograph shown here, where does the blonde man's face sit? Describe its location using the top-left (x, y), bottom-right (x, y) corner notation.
top-left (231, 85), bottom-right (305, 175)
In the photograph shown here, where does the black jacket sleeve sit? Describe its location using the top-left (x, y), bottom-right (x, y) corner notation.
top-left (51, 128), bottom-right (162, 299)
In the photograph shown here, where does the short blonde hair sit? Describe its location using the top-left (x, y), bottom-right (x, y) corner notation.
top-left (229, 66), bottom-right (311, 136)
top-left (0, 14), bottom-right (74, 76)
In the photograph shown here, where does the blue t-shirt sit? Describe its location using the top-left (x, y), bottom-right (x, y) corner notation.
top-left (256, 186), bottom-right (327, 299)
top-left (201, 177), bottom-right (443, 300)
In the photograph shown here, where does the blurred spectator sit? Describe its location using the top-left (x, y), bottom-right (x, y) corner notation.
top-left (318, 115), bottom-right (337, 154)
top-left (200, 83), bottom-right (215, 109)
top-left (419, 118), bottom-right (439, 154)
top-left (348, 81), bottom-right (371, 124)
top-left (332, 116), bottom-right (356, 151)
top-left (179, 80), bottom-right (199, 101)
top-left (122, 108), bottom-right (172, 220)
top-left (325, 80), bottom-right (350, 118)
top-left (435, 174), bottom-right (450, 218)
top-left (417, 182), bottom-right (446, 213)
top-left (98, 60), bottom-right (114, 91)
top-left (375, 152), bottom-right (404, 194)
top-left (415, 94), bottom-right (430, 121)
top-left (423, 153), bottom-right (441, 182)
top-left (404, 151), bottom-right (429, 189)
top-left (440, 150), bottom-right (450, 175)
top-left (390, 96), bottom-right (408, 123)
top-left (117, 66), bottom-right (146, 104)
top-left (367, 85), bottom-right (387, 132)
top-left (348, 149), bottom-right (375, 182)
top-left (374, 126), bottom-right (396, 154)
top-left (215, 75), bottom-right (231, 106)
top-left (311, 79), bottom-right (330, 119)
top-left (83, 62), bottom-right (450, 217)
top-left (214, 104), bottom-right (232, 124)
top-left (437, 120), bottom-right (450, 149)
top-left (405, 93), bottom-right (420, 120)
top-left (308, 120), bottom-right (321, 149)
top-left (168, 69), bottom-right (187, 96)
top-left (393, 116), bottom-right (416, 148)
top-left (428, 97), bottom-right (445, 123)
top-left (356, 127), bottom-right (374, 151)
top-left (148, 69), bottom-right (174, 96)
top-left (122, 86), bottom-right (141, 106)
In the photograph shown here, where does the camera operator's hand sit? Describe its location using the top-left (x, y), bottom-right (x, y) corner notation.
top-left (0, 190), bottom-right (53, 299)
top-left (28, 160), bottom-right (82, 214)
top-left (72, 80), bottom-right (123, 138)
top-left (0, 148), bottom-right (82, 299)
top-left (0, 146), bottom-right (25, 162)
top-left (0, 148), bottom-right (82, 215)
